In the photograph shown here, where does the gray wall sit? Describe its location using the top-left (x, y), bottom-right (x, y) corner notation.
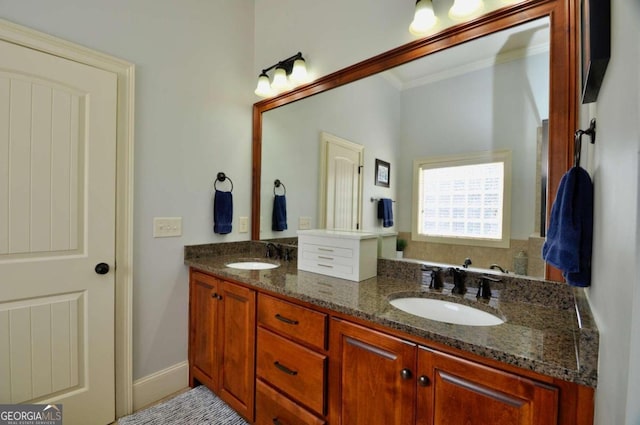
top-left (0, 0), bottom-right (256, 380)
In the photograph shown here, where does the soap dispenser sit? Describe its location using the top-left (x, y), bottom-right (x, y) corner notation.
top-left (514, 250), bottom-right (528, 275)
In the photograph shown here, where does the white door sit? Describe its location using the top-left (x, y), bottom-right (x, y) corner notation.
top-left (322, 133), bottom-right (363, 230)
top-left (0, 38), bottom-right (117, 425)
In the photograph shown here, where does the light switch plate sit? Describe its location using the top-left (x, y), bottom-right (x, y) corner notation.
top-left (153, 217), bottom-right (182, 237)
top-left (239, 217), bottom-right (249, 233)
top-left (299, 216), bottom-right (312, 230)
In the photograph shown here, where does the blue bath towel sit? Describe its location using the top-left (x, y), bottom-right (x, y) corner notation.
top-left (272, 195), bottom-right (288, 231)
top-left (542, 166), bottom-right (593, 287)
top-left (213, 190), bottom-right (233, 234)
top-left (377, 198), bottom-right (394, 228)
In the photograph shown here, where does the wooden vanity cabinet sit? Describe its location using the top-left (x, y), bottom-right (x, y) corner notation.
top-left (188, 271), bottom-right (256, 422)
top-left (256, 293), bottom-right (328, 425)
top-left (330, 318), bottom-right (560, 425)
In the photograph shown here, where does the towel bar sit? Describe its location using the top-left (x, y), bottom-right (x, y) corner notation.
top-left (370, 197), bottom-right (395, 203)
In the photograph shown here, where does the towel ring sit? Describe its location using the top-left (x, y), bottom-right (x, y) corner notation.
top-left (214, 172), bottom-right (234, 192)
top-left (574, 118), bottom-right (596, 167)
top-left (274, 179), bottom-right (286, 196)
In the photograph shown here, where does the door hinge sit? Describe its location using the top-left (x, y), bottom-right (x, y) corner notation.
top-left (356, 223), bottom-right (360, 230)
top-left (358, 165), bottom-right (363, 174)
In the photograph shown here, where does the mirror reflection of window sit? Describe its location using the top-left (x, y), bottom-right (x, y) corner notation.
top-left (413, 150), bottom-right (512, 248)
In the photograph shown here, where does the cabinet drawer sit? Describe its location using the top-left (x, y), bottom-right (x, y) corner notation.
top-left (301, 242), bottom-right (353, 258)
top-left (298, 259), bottom-right (354, 279)
top-left (258, 294), bottom-right (327, 351)
top-left (257, 328), bottom-right (326, 415)
top-left (301, 250), bottom-right (355, 266)
top-left (256, 379), bottom-right (326, 425)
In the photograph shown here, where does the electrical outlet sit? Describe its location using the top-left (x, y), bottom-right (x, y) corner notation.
top-left (239, 217), bottom-right (249, 233)
top-left (299, 216), bottom-right (312, 230)
top-left (153, 217), bottom-right (182, 237)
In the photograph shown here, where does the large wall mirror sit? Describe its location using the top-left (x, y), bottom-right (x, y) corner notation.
top-left (252, 0), bottom-right (577, 282)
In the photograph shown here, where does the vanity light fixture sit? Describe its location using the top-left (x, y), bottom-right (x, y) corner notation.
top-left (448, 0), bottom-right (485, 20)
top-left (254, 52), bottom-right (309, 98)
top-left (409, 0), bottom-right (438, 35)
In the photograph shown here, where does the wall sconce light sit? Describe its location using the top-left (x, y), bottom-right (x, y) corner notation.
top-left (448, 0), bottom-right (484, 20)
top-left (409, 0), bottom-right (438, 35)
top-left (409, 0), bottom-right (486, 36)
top-left (254, 52), bottom-right (308, 98)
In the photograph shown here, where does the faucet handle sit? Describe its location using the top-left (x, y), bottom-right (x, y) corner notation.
top-left (429, 267), bottom-right (443, 290)
top-left (477, 275), bottom-right (500, 299)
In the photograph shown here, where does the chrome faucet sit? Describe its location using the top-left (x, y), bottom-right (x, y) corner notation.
top-left (463, 257), bottom-right (472, 268)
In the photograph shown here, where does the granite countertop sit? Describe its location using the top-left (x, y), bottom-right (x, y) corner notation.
top-left (184, 242), bottom-right (598, 388)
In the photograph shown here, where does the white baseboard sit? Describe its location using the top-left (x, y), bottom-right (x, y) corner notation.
top-left (132, 360), bottom-right (189, 411)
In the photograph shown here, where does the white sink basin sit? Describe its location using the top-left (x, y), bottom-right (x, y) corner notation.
top-left (389, 297), bottom-right (504, 326)
top-left (226, 261), bottom-right (279, 270)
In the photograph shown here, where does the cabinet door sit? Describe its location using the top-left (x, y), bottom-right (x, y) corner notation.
top-left (329, 319), bottom-right (416, 425)
top-left (189, 271), bottom-right (220, 389)
top-left (416, 347), bottom-right (559, 425)
top-left (218, 281), bottom-right (256, 422)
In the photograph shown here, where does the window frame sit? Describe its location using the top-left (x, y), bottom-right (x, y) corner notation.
top-left (412, 150), bottom-right (512, 248)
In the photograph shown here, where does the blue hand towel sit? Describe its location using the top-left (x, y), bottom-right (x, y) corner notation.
top-left (542, 166), bottom-right (593, 287)
top-left (213, 190), bottom-right (233, 234)
top-left (272, 195), bottom-right (288, 231)
top-left (377, 198), bottom-right (394, 228)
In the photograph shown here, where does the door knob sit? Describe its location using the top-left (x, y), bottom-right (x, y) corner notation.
top-left (95, 263), bottom-right (110, 275)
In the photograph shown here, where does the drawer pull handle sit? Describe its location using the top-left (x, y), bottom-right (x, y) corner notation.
top-left (274, 361), bottom-right (298, 376)
top-left (275, 314), bottom-right (299, 325)
top-left (318, 264), bottom-right (334, 268)
top-left (272, 418), bottom-right (283, 425)
top-left (318, 256), bottom-right (333, 260)
top-left (318, 248), bottom-right (334, 252)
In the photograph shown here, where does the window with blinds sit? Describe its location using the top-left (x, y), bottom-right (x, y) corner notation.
top-left (412, 150), bottom-right (511, 248)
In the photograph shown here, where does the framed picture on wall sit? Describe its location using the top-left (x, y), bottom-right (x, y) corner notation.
top-left (580, 0), bottom-right (610, 104)
top-left (375, 159), bottom-right (390, 187)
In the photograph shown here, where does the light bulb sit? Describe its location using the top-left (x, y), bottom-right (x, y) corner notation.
top-left (271, 67), bottom-right (289, 91)
top-left (449, 0), bottom-right (484, 20)
top-left (409, 0), bottom-right (438, 35)
top-left (254, 73), bottom-right (272, 97)
top-left (290, 58), bottom-right (308, 84)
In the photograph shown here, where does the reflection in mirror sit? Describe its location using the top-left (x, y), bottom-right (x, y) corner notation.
top-left (260, 17), bottom-right (550, 278)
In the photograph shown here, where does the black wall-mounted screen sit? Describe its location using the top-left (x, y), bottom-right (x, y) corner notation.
top-left (581, 0), bottom-right (611, 104)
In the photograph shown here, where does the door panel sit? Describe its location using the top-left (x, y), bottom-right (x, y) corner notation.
top-left (330, 319), bottom-right (416, 425)
top-left (0, 38), bottom-right (117, 425)
top-left (322, 134), bottom-right (363, 231)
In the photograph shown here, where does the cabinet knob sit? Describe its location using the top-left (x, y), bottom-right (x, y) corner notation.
top-left (400, 368), bottom-right (413, 380)
top-left (418, 375), bottom-right (431, 387)
top-left (272, 418), bottom-right (283, 425)
top-left (211, 293), bottom-right (222, 300)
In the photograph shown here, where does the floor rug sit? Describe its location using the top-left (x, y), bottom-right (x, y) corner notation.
top-left (118, 386), bottom-right (249, 425)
